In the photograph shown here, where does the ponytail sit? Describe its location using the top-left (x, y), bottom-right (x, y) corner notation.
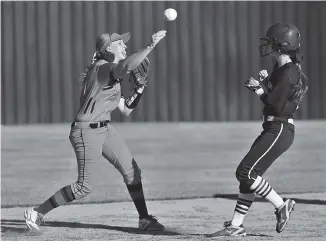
top-left (80, 52), bottom-right (99, 83)
top-left (288, 50), bottom-right (308, 106)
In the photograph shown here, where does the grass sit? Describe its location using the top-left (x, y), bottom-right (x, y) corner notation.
top-left (1, 121), bottom-right (326, 240)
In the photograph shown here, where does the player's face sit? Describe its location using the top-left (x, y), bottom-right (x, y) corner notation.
top-left (259, 40), bottom-right (274, 57)
top-left (110, 40), bottom-right (127, 61)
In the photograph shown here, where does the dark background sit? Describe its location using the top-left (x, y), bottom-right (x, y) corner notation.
top-left (1, 1), bottom-right (326, 124)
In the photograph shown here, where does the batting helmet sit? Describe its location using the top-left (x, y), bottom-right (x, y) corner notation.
top-left (96, 32), bottom-right (131, 53)
top-left (259, 23), bottom-right (301, 57)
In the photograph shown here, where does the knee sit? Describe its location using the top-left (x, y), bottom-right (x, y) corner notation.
top-left (235, 167), bottom-right (252, 193)
top-left (71, 182), bottom-right (92, 200)
top-left (235, 162), bottom-right (260, 182)
top-left (123, 159), bottom-right (142, 185)
top-left (235, 164), bottom-right (256, 193)
top-left (235, 164), bottom-right (248, 182)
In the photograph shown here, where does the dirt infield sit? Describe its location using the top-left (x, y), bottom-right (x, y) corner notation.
top-left (1, 122), bottom-right (326, 240)
top-left (2, 198), bottom-right (326, 241)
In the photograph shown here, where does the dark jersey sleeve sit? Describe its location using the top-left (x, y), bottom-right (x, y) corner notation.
top-left (260, 74), bottom-right (292, 115)
top-left (97, 62), bottom-right (118, 88)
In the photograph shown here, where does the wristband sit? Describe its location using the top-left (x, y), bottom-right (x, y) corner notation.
top-left (147, 42), bottom-right (155, 50)
top-left (125, 88), bottom-right (143, 109)
top-left (255, 88), bottom-right (264, 96)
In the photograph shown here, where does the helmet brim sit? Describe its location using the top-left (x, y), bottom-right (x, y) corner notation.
top-left (111, 32), bottom-right (131, 44)
top-left (259, 37), bottom-right (275, 41)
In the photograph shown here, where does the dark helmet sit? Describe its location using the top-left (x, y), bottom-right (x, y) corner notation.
top-left (259, 23), bottom-right (301, 57)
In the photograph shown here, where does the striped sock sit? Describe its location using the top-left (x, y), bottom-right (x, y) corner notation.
top-left (231, 193), bottom-right (255, 226)
top-left (35, 185), bottom-right (76, 215)
top-left (250, 176), bottom-right (284, 209)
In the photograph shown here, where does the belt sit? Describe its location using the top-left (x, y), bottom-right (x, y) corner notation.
top-left (263, 116), bottom-right (294, 124)
top-left (71, 120), bottom-right (110, 129)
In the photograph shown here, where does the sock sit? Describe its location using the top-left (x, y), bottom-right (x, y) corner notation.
top-left (250, 176), bottom-right (284, 209)
top-left (231, 193), bottom-right (256, 226)
top-left (35, 185), bottom-right (76, 215)
top-left (126, 182), bottom-right (149, 219)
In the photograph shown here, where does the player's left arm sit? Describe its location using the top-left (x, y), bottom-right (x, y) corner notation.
top-left (259, 75), bottom-right (292, 114)
top-left (245, 74), bottom-right (292, 115)
top-left (118, 86), bottom-right (145, 116)
top-left (118, 57), bottom-right (150, 116)
top-left (118, 57), bottom-right (149, 116)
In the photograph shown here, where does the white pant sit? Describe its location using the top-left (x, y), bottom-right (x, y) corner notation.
top-left (68, 123), bottom-right (141, 199)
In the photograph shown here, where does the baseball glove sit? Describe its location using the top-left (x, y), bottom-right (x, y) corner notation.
top-left (245, 77), bottom-right (264, 96)
top-left (129, 57), bottom-right (150, 87)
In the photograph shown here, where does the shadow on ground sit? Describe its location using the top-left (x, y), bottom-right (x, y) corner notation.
top-left (1, 219), bottom-right (273, 238)
top-left (1, 219), bottom-right (185, 236)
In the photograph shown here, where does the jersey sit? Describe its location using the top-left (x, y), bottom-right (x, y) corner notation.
top-left (260, 62), bottom-right (300, 118)
top-left (75, 60), bottom-right (121, 122)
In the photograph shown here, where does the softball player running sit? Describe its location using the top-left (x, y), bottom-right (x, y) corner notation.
top-left (209, 23), bottom-right (308, 237)
top-left (24, 30), bottom-right (167, 232)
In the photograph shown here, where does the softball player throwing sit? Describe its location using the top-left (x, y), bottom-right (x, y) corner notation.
top-left (24, 30), bottom-right (167, 232)
top-left (209, 23), bottom-right (308, 237)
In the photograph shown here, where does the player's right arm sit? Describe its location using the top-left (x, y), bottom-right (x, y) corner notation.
top-left (112, 30), bottom-right (166, 79)
top-left (259, 69), bottom-right (269, 92)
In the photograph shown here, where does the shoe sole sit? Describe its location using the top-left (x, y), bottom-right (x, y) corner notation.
top-left (139, 221), bottom-right (165, 232)
top-left (143, 228), bottom-right (165, 231)
top-left (25, 220), bottom-right (40, 232)
top-left (277, 200), bottom-right (296, 233)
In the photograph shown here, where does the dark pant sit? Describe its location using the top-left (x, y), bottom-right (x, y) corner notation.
top-left (236, 121), bottom-right (295, 193)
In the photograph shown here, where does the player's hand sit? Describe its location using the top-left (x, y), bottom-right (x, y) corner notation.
top-left (259, 69), bottom-right (268, 81)
top-left (245, 77), bottom-right (264, 96)
top-left (245, 77), bottom-right (260, 88)
top-left (149, 30), bottom-right (167, 48)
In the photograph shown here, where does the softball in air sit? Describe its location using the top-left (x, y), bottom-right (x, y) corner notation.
top-left (164, 8), bottom-right (178, 21)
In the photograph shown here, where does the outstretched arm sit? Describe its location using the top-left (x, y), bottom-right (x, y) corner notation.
top-left (112, 30), bottom-right (166, 79)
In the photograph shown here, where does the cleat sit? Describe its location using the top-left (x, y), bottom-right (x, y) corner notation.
top-left (275, 199), bottom-right (296, 233)
top-left (24, 208), bottom-right (44, 232)
top-left (138, 214), bottom-right (165, 231)
top-left (207, 221), bottom-right (246, 237)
